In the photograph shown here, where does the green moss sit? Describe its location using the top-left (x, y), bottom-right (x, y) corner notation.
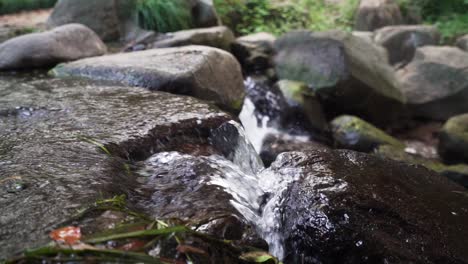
top-left (277, 80), bottom-right (311, 106)
top-left (442, 114), bottom-right (468, 142)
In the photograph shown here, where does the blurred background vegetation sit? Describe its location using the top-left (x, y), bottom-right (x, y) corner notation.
top-left (0, 0), bottom-right (467, 42)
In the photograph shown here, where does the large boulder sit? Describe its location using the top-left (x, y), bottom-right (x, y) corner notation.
top-left (270, 149), bottom-right (468, 263)
top-left (51, 45), bottom-right (245, 112)
top-left (150, 26), bottom-right (235, 51)
top-left (455, 34), bottom-right (468, 52)
top-left (354, 0), bottom-right (403, 31)
top-left (374, 25), bottom-right (440, 66)
top-left (47, 0), bottom-right (136, 42)
top-left (439, 113), bottom-right (468, 164)
top-left (0, 75), bottom-right (238, 259)
top-left (189, 0), bottom-right (220, 28)
top-left (274, 30), bottom-right (405, 125)
top-left (0, 24), bottom-right (106, 70)
top-left (397, 46), bottom-right (468, 120)
top-left (331, 115), bottom-right (404, 152)
top-left (232, 32), bottom-right (276, 74)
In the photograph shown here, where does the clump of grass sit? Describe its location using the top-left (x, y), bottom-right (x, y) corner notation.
top-left (136, 0), bottom-right (193, 33)
top-left (434, 13), bottom-right (468, 43)
top-left (0, 0), bottom-right (57, 15)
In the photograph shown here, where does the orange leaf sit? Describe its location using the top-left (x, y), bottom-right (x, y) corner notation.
top-left (49, 226), bottom-right (81, 245)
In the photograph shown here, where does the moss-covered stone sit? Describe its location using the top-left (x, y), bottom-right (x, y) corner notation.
top-left (375, 145), bottom-right (468, 188)
top-left (439, 113), bottom-right (468, 164)
top-left (331, 115), bottom-right (404, 152)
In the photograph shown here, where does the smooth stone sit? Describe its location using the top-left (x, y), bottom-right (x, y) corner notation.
top-left (354, 0), bottom-right (403, 31)
top-left (439, 113), bottom-right (468, 164)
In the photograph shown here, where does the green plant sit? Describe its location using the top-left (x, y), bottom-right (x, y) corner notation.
top-left (0, 0), bottom-right (57, 15)
top-left (136, 0), bottom-right (193, 33)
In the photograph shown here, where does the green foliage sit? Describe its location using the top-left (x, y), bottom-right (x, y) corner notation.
top-left (136, 0), bottom-right (193, 33)
top-left (0, 0), bottom-right (57, 15)
top-left (435, 13), bottom-right (468, 43)
top-left (213, 0), bottom-right (360, 36)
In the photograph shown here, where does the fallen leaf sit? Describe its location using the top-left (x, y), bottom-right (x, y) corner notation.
top-left (240, 251), bottom-right (280, 263)
top-left (50, 226), bottom-right (81, 245)
top-left (118, 240), bottom-right (147, 251)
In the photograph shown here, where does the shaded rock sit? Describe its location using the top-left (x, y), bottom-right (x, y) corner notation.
top-left (276, 80), bottom-right (329, 134)
top-left (151, 26), bottom-right (235, 51)
top-left (0, 24), bottom-right (106, 70)
top-left (259, 134), bottom-right (328, 166)
top-left (331, 115), bottom-right (404, 152)
top-left (189, 0), bottom-right (221, 28)
top-left (439, 113), bottom-right (468, 164)
top-left (51, 45), bottom-right (245, 112)
top-left (455, 34), bottom-right (468, 51)
top-left (351, 31), bottom-right (374, 43)
top-left (274, 30), bottom-right (405, 126)
top-left (232, 32), bottom-right (276, 74)
top-left (354, 0), bottom-right (403, 31)
top-left (376, 144), bottom-right (468, 188)
top-left (273, 149), bottom-right (468, 263)
top-left (47, 0), bottom-right (136, 42)
top-left (397, 46), bottom-right (468, 120)
top-left (0, 75), bottom-right (232, 259)
top-left (374, 25), bottom-right (440, 66)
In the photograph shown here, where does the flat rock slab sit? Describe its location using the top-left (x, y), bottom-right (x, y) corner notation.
top-left (51, 45), bottom-right (245, 112)
top-left (0, 74), bottom-right (230, 259)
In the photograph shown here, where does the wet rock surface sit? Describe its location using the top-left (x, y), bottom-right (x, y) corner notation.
top-left (0, 74), bottom-right (232, 259)
top-left (0, 24), bottom-right (107, 70)
top-left (232, 32), bottom-right (276, 74)
top-left (51, 45), bottom-right (245, 112)
top-left (397, 46), bottom-right (468, 120)
top-left (274, 149), bottom-right (468, 263)
top-left (439, 113), bottom-right (468, 165)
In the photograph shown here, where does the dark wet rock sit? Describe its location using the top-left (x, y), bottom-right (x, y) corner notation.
top-left (188, 0), bottom-right (221, 28)
top-left (150, 26), bottom-right (235, 51)
top-left (0, 24), bottom-right (106, 71)
top-left (456, 34), bottom-right (468, 52)
top-left (397, 46), bottom-right (468, 120)
top-left (274, 30), bottom-right (405, 126)
top-left (439, 113), bottom-right (468, 165)
top-left (376, 145), bottom-right (468, 188)
top-left (51, 45), bottom-right (245, 112)
top-left (47, 0), bottom-right (136, 41)
top-left (232, 32), bottom-right (276, 74)
top-left (0, 75), bottom-right (232, 260)
top-left (374, 25), bottom-right (440, 66)
top-left (259, 134), bottom-right (329, 166)
top-left (331, 115), bottom-right (404, 152)
top-left (354, 0), bottom-right (403, 31)
top-left (273, 149), bottom-right (468, 263)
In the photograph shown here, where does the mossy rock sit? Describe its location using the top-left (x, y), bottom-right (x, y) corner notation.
top-left (439, 113), bottom-right (468, 164)
top-left (331, 115), bottom-right (404, 152)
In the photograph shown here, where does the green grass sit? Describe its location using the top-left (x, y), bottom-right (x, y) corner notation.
top-left (0, 0), bottom-right (57, 15)
top-left (435, 13), bottom-right (468, 43)
top-left (136, 0), bottom-right (193, 33)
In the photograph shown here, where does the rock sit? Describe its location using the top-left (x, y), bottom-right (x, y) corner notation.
top-left (276, 80), bottom-right (329, 134)
top-left (439, 114), bottom-right (468, 165)
top-left (351, 31), bottom-right (374, 43)
top-left (231, 32), bottom-right (276, 74)
top-left (272, 149), bottom-right (468, 263)
top-left (150, 26), bottom-right (235, 51)
top-left (331, 115), bottom-right (404, 152)
top-left (455, 34), bottom-right (468, 51)
top-left (189, 0), bottom-right (221, 28)
top-left (274, 30), bottom-right (405, 125)
top-left (374, 25), bottom-right (440, 66)
top-left (397, 46), bottom-right (468, 120)
top-left (0, 75), bottom-right (234, 259)
top-left (47, 0), bottom-right (136, 41)
top-left (0, 24), bottom-right (106, 70)
top-left (354, 0), bottom-right (403, 31)
top-left (259, 134), bottom-right (328, 166)
top-left (375, 145), bottom-right (468, 188)
top-left (51, 45), bottom-right (245, 112)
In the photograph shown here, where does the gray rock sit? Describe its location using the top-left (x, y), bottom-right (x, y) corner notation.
top-left (439, 113), bottom-right (468, 164)
top-left (397, 46), bottom-right (468, 120)
top-left (51, 45), bottom-right (245, 112)
top-left (232, 32), bottom-right (276, 73)
top-left (189, 0), bottom-right (221, 28)
top-left (331, 115), bottom-right (404, 152)
top-left (354, 0), bottom-right (403, 31)
top-left (351, 31), bottom-right (374, 43)
top-left (374, 25), bottom-right (440, 66)
top-left (274, 30), bottom-right (405, 125)
top-left (151, 26), bottom-right (235, 51)
top-left (47, 0), bottom-right (136, 41)
top-left (273, 149), bottom-right (468, 263)
top-left (0, 24), bottom-right (106, 70)
top-left (0, 75), bottom-right (232, 259)
top-left (456, 34), bottom-right (468, 51)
